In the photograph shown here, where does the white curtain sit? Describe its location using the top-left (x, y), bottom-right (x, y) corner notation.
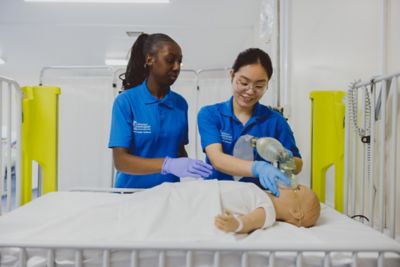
top-left (42, 68), bottom-right (115, 190)
top-left (173, 70), bottom-right (198, 159)
top-left (39, 67), bottom-right (282, 190)
top-left (197, 70), bottom-right (232, 160)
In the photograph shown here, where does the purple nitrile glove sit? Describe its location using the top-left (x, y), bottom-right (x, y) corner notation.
top-left (161, 157), bottom-right (213, 178)
top-left (252, 161), bottom-right (291, 197)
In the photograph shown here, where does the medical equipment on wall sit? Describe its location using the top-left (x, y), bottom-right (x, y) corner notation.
top-left (347, 80), bottom-right (372, 142)
top-left (233, 134), bottom-right (297, 188)
top-left (347, 81), bottom-right (374, 219)
top-left (347, 80), bottom-right (373, 177)
top-left (344, 72), bottom-right (400, 238)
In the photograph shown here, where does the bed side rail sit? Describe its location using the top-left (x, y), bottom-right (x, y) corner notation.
top-left (0, 76), bottom-right (22, 215)
top-left (344, 71), bottom-right (399, 238)
top-left (1, 243), bottom-right (399, 267)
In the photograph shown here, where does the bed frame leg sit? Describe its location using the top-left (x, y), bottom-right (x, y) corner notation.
top-left (323, 252), bottom-right (330, 267)
top-left (352, 252), bottom-right (358, 267)
top-left (213, 251), bottom-right (220, 267)
top-left (102, 249), bottom-right (110, 267)
top-left (268, 252), bottom-right (275, 267)
top-left (185, 250), bottom-right (193, 267)
top-left (241, 251), bottom-right (248, 267)
top-left (158, 250), bottom-right (165, 267)
top-left (296, 252), bottom-right (303, 267)
top-left (130, 250), bottom-right (138, 267)
top-left (18, 248), bottom-right (27, 267)
top-left (47, 249), bottom-right (55, 267)
top-left (378, 252), bottom-right (384, 267)
top-left (75, 250), bottom-right (83, 267)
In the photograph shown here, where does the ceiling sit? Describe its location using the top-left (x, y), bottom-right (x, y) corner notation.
top-left (0, 0), bottom-right (263, 84)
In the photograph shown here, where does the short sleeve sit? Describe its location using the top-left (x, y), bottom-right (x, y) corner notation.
top-left (197, 106), bottom-right (222, 150)
top-left (219, 181), bottom-right (276, 229)
top-left (248, 183), bottom-right (276, 228)
top-left (108, 94), bottom-right (134, 148)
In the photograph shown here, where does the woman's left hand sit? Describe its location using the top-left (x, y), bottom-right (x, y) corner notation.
top-left (161, 157), bottom-right (213, 178)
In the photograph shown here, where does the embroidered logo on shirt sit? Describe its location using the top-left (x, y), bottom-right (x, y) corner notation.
top-left (220, 131), bottom-right (233, 144)
top-left (133, 120), bottom-right (152, 134)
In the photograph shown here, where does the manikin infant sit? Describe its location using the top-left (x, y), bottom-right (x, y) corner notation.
top-left (214, 181), bottom-right (321, 234)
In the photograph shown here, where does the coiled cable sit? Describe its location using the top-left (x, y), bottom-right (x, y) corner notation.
top-left (347, 80), bottom-right (375, 222)
top-left (347, 80), bottom-right (371, 138)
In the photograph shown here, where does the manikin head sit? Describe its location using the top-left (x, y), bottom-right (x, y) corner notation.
top-left (269, 185), bottom-right (321, 227)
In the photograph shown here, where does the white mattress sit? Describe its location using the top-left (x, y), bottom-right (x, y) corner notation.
top-left (0, 181), bottom-right (399, 267)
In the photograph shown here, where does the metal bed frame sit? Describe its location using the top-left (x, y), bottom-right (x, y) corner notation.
top-left (0, 76), bottom-right (22, 215)
top-left (2, 241), bottom-right (399, 267)
top-left (344, 71), bottom-right (399, 238)
top-left (1, 73), bottom-right (399, 267)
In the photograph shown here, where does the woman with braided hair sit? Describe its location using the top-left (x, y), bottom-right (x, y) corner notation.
top-left (109, 33), bottom-right (212, 188)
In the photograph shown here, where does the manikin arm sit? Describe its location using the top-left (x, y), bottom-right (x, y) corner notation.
top-left (214, 208), bottom-right (266, 234)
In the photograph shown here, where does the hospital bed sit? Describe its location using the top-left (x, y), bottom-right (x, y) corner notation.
top-left (1, 72), bottom-right (399, 267)
top-left (0, 76), bottom-right (22, 214)
top-left (0, 182), bottom-right (399, 267)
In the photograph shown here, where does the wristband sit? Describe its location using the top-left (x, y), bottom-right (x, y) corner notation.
top-left (234, 214), bottom-right (244, 233)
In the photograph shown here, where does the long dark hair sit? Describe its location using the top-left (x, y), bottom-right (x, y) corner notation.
top-left (120, 33), bottom-right (177, 90)
top-left (232, 48), bottom-right (273, 79)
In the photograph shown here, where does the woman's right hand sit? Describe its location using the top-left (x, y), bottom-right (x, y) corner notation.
top-left (161, 157), bottom-right (213, 178)
top-left (252, 161), bottom-right (291, 197)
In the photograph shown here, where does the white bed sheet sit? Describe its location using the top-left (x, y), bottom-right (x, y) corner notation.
top-left (0, 180), bottom-right (399, 267)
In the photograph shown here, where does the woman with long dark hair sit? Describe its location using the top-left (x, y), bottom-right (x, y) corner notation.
top-left (198, 48), bottom-right (302, 196)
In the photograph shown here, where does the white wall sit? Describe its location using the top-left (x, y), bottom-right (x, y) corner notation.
top-left (0, 0), bottom-right (264, 190)
top-left (386, 0), bottom-right (400, 234)
top-left (0, 0), bottom-right (262, 85)
top-left (286, 0), bottom-right (399, 187)
top-left (387, 0), bottom-right (400, 73)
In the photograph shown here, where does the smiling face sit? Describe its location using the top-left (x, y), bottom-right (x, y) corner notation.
top-left (231, 63), bottom-right (269, 110)
top-left (146, 41), bottom-right (182, 87)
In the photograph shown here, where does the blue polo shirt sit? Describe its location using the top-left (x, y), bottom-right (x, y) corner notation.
top-left (108, 81), bottom-right (189, 188)
top-left (197, 97), bottom-right (301, 181)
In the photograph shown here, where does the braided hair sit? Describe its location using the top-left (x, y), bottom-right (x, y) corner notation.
top-left (120, 33), bottom-right (178, 90)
